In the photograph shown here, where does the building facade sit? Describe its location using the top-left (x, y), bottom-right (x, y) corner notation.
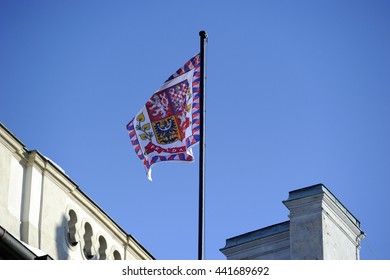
top-left (0, 122), bottom-right (153, 260)
top-left (220, 184), bottom-right (365, 260)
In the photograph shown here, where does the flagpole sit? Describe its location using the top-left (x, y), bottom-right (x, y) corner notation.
top-left (198, 30), bottom-right (207, 260)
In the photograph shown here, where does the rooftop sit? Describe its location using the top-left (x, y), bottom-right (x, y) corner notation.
top-left (222, 221), bottom-right (290, 250)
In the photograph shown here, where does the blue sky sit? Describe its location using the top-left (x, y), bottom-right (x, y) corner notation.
top-left (1, 0), bottom-right (390, 260)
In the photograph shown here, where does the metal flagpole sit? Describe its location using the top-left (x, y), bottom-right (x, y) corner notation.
top-left (198, 30), bottom-right (207, 260)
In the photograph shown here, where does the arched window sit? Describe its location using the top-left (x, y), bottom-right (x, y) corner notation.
top-left (83, 222), bottom-right (94, 259)
top-left (113, 250), bottom-right (122, 260)
top-left (67, 210), bottom-right (78, 246)
top-left (98, 236), bottom-right (107, 260)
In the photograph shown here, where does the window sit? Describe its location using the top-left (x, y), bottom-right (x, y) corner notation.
top-left (113, 250), bottom-right (121, 260)
top-left (98, 236), bottom-right (107, 260)
top-left (67, 210), bottom-right (78, 246)
top-left (83, 222), bottom-right (94, 259)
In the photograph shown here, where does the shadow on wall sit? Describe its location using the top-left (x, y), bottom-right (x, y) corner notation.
top-left (57, 210), bottom-right (96, 260)
top-left (56, 209), bottom-right (113, 260)
top-left (56, 214), bottom-right (71, 260)
top-left (57, 211), bottom-right (92, 260)
top-left (56, 210), bottom-right (119, 260)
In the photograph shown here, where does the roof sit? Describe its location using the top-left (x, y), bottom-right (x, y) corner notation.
top-left (0, 225), bottom-right (52, 260)
top-left (222, 221), bottom-right (290, 250)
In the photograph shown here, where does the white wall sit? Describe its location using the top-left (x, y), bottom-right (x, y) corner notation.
top-left (0, 123), bottom-right (153, 260)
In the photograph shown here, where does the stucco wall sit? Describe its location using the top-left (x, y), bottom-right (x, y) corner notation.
top-left (0, 123), bottom-right (153, 260)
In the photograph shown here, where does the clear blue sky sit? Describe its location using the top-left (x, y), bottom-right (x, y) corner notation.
top-left (1, 0), bottom-right (389, 260)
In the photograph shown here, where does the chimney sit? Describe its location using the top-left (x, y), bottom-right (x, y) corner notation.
top-left (283, 184), bottom-right (365, 260)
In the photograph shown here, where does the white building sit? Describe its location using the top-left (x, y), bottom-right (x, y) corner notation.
top-left (220, 184), bottom-right (365, 260)
top-left (0, 122), bottom-right (153, 260)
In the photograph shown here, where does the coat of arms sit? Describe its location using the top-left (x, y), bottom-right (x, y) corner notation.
top-left (127, 54), bottom-right (200, 180)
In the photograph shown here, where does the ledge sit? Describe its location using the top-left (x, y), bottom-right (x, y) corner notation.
top-left (221, 221), bottom-right (290, 250)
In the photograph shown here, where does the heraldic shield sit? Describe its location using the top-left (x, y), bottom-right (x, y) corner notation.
top-left (146, 80), bottom-right (190, 145)
top-left (126, 54), bottom-right (201, 180)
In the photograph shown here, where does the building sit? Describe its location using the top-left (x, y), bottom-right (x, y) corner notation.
top-left (0, 122), bottom-right (153, 260)
top-left (220, 184), bottom-right (365, 260)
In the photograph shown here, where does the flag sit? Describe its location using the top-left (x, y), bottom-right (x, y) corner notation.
top-left (126, 54), bottom-right (201, 180)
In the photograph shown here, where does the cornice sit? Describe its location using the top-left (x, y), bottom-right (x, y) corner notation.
top-left (0, 123), bottom-right (28, 162)
top-left (1, 122), bottom-right (154, 259)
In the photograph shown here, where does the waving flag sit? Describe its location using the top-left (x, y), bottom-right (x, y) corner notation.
top-left (126, 54), bottom-right (201, 180)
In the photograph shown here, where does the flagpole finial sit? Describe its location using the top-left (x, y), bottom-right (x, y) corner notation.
top-left (199, 30), bottom-right (208, 39)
